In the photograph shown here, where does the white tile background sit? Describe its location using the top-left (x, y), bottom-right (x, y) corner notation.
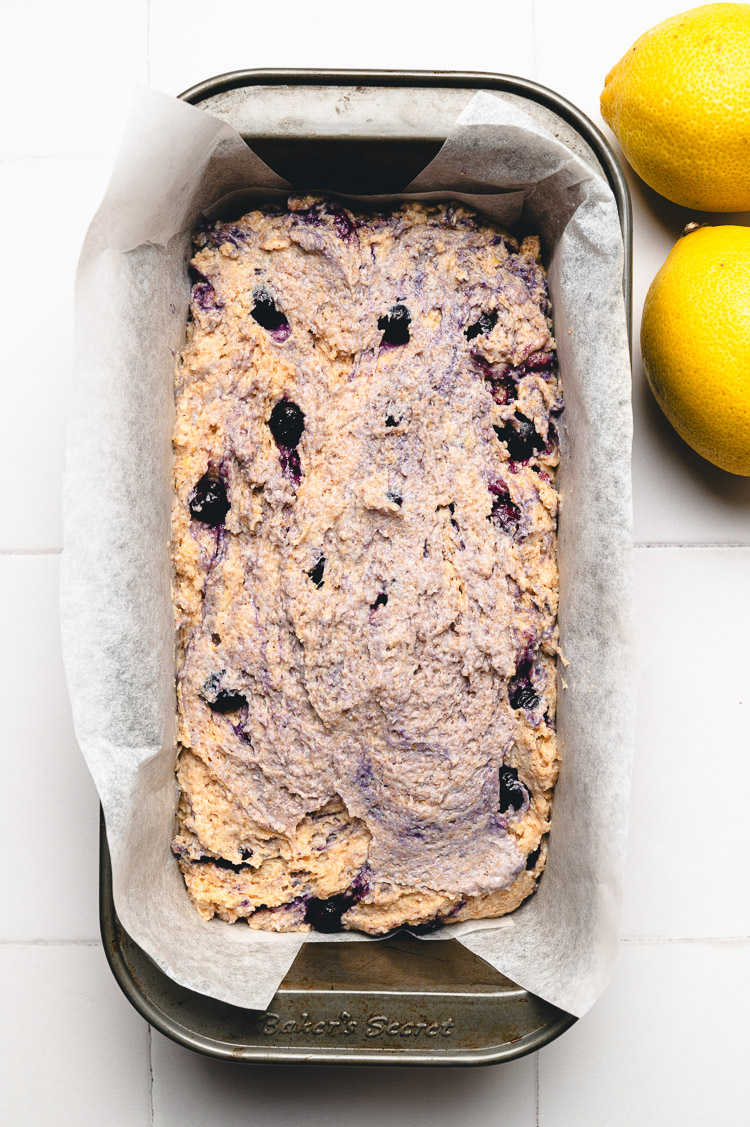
top-left (2, 1), bottom-right (749, 1123)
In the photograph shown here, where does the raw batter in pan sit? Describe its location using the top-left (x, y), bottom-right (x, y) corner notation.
top-left (171, 198), bottom-right (562, 933)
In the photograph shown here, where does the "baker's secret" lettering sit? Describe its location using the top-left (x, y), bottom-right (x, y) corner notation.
top-left (365, 1015), bottom-right (455, 1039)
top-left (260, 1011), bottom-right (456, 1039)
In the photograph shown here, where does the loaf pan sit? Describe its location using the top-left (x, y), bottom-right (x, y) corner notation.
top-left (101, 68), bottom-right (632, 1065)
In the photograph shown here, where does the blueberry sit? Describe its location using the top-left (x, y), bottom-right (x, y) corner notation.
top-left (308, 556), bottom-right (325, 588)
top-left (349, 868), bottom-right (372, 899)
top-left (493, 412), bottom-right (545, 462)
top-left (508, 676), bottom-right (540, 710)
top-left (297, 201), bottom-right (356, 240)
top-left (370, 591), bottom-right (388, 610)
top-left (524, 350), bottom-right (556, 372)
top-left (508, 657), bottom-right (540, 711)
top-left (188, 470), bottom-right (229, 527)
top-left (465, 309), bottom-right (498, 341)
top-left (385, 414), bottom-right (400, 427)
top-left (471, 352), bottom-right (495, 378)
top-left (499, 766), bottom-right (529, 813)
top-left (191, 280), bottom-right (223, 313)
top-left (471, 354), bottom-right (517, 405)
top-left (251, 289), bottom-right (290, 339)
top-left (304, 893), bottom-right (353, 932)
top-left (511, 683), bottom-right (539, 709)
top-left (278, 445), bottom-right (302, 485)
top-left (488, 484), bottom-right (521, 537)
top-left (203, 671), bottom-right (223, 695)
top-left (488, 374), bottom-right (517, 405)
top-left (196, 221), bottom-right (247, 250)
top-left (268, 399), bottom-right (305, 447)
top-left (526, 844), bottom-right (541, 870)
top-left (506, 258), bottom-right (538, 290)
top-left (378, 304), bottom-right (411, 346)
top-left (408, 917), bottom-right (444, 935)
top-left (322, 202), bottom-right (356, 240)
top-left (208, 689), bottom-right (248, 714)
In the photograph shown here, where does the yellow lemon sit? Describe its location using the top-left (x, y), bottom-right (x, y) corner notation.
top-left (641, 223), bottom-right (750, 475)
top-left (601, 4), bottom-right (750, 211)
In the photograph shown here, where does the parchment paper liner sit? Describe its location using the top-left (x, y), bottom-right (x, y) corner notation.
top-left (62, 87), bottom-right (633, 1017)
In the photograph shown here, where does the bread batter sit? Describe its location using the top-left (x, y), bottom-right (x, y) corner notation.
top-left (171, 198), bottom-right (562, 933)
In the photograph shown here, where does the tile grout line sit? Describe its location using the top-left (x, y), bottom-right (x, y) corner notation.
top-left (0, 548), bottom-right (62, 556)
top-left (621, 934), bottom-right (750, 944)
top-left (146, 0), bottom-right (151, 88)
top-left (0, 939), bottom-right (100, 947)
top-left (0, 153), bottom-right (113, 162)
top-left (148, 1025), bottom-right (155, 1127)
top-left (634, 541), bottom-right (750, 549)
top-left (535, 1051), bottom-right (540, 1127)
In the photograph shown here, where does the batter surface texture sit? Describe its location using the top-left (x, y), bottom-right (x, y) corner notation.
top-left (171, 198), bottom-right (562, 934)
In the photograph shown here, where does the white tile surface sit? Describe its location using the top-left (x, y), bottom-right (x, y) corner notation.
top-left (151, 1030), bottom-right (537, 1127)
top-left (623, 547), bottom-right (750, 938)
top-left (0, 945), bottom-right (151, 1127)
top-left (2, 3), bottom-right (147, 159)
top-left (535, 0), bottom-right (750, 543)
top-left (148, 0), bottom-right (535, 98)
top-left (4, 0), bottom-right (750, 1120)
top-left (0, 158), bottom-right (112, 551)
top-left (0, 555), bottom-right (100, 941)
top-left (538, 939), bottom-right (750, 1127)
top-left (533, 3), bottom-right (685, 125)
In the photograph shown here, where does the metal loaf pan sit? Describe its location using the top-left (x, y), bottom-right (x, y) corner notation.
top-left (101, 69), bottom-right (632, 1066)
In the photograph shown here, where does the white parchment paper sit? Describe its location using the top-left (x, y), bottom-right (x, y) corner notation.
top-left (61, 87), bottom-right (634, 1019)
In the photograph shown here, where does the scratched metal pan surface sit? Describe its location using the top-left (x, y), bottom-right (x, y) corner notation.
top-left (100, 69), bottom-right (632, 1065)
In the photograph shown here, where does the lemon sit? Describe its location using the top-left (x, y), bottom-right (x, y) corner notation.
top-left (641, 224), bottom-right (750, 475)
top-left (601, 4), bottom-right (750, 211)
